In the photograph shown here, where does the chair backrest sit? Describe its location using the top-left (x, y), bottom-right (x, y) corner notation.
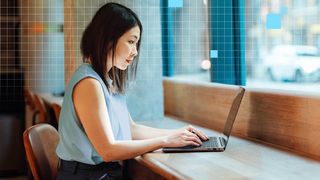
top-left (23, 124), bottom-right (59, 180)
top-left (33, 94), bottom-right (47, 124)
top-left (24, 88), bottom-right (36, 111)
top-left (51, 103), bottom-right (61, 124)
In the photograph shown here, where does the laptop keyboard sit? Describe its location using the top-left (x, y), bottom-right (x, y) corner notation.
top-left (182, 137), bottom-right (221, 149)
top-left (201, 137), bottom-right (219, 148)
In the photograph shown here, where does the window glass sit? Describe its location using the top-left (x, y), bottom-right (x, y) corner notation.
top-left (246, 0), bottom-right (320, 93)
top-left (166, 0), bottom-right (211, 81)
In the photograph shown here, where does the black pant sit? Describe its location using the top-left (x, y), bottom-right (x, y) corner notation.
top-left (57, 159), bottom-right (123, 180)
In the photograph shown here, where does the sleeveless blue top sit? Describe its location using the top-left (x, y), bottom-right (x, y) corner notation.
top-left (56, 63), bottom-right (132, 164)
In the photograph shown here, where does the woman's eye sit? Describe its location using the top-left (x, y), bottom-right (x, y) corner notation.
top-left (128, 40), bottom-right (135, 44)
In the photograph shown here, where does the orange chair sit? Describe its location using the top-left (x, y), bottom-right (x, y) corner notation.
top-left (51, 103), bottom-right (61, 124)
top-left (33, 94), bottom-right (47, 124)
top-left (24, 88), bottom-right (36, 111)
top-left (23, 124), bottom-right (60, 180)
top-left (24, 88), bottom-right (40, 125)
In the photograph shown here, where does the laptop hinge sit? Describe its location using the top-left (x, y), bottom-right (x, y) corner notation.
top-left (219, 137), bottom-right (226, 147)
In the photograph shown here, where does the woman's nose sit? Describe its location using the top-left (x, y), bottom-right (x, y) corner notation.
top-left (132, 46), bottom-right (138, 57)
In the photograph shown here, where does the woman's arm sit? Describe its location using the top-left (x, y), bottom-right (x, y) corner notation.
top-left (129, 114), bottom-right (208, 141)
top-left (129, 114), bottom-right (174, 139)
top-left (73, 78), bottom-right (202, 162)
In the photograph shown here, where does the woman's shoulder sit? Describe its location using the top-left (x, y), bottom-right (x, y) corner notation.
top-left (77, 76), bottom-right (100, 87)
top-left (65, 63), bottom-right (106, 94)
top-left (69, 64), bottom-right (100, 84)
top-left (73, 77), bottom-right (103, 96)
top-left (74, 63), bottom-right (96, 76)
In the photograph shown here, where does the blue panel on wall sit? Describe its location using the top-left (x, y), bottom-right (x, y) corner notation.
top-left (161, 0), bottom-right (175, 76)
top-left (168, 0), bottom-right (183, 8)
top-left (266, 13), bottom-right (281, 29)
top-left (209, 0), bottom-right (235, 84)
top-left (210, 50), bottom-right (218, 58)
top-left (209, 0), bottom-right (245, 85)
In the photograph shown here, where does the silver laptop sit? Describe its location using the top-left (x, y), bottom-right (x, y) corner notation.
top-left (163, 87), bottom-right (245, 152)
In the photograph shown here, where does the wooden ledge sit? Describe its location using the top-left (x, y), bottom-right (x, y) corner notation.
top-left (127, 117), bottom-right (320, 180)
top-left (163, 78), bottom-right (320, 159)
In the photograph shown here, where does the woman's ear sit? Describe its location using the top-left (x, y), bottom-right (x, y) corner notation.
top-left (107, 42), bottom-right (113, 50)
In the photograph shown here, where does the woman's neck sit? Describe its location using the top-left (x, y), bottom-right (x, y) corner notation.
top-left (84, 57), bottom-right (113, 74)
top-left (84, 58), bottom-right (92, 64)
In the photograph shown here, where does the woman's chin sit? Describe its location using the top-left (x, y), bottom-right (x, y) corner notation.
top-left (118, 66), bottom-right (128, 71)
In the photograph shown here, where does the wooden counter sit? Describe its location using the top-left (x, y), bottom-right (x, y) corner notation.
top-left (163, 78), bottom-right (320, 160)
top-left (127, 117), bottom-right (320, 180)
top-left (38, 81), bottom-right (320, 179)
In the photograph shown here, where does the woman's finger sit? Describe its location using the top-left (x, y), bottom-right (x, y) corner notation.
top-left (186, 125), bottom-right (208, 140)
top-left (184, 135), bottom-right (202, 145)
top-left (185, 130), bottom-right (201, 140)
top-left (192, 128), bottom-right (208, 140)
top-left (184, 140), bottom-right (200, 147)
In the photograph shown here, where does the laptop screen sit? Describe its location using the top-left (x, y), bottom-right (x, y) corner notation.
top-left (222, 87), bottom-right (245, 138)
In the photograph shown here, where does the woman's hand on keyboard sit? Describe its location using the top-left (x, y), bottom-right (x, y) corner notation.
top-left (163, 128), bottom-right (203, 147)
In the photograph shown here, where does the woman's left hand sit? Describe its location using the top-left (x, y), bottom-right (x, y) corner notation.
top-left (178, 125), bottom-right (209, 141)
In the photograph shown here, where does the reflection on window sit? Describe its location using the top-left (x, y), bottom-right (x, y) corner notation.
top-left (167, 0), bottom-right (210, 81)
top-left (246, 0), bottom-right (320, 93)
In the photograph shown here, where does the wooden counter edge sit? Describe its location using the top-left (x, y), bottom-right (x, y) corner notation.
top-left (134, 155), bottom-right (190, 180)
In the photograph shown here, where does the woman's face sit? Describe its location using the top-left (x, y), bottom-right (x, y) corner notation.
top-left (108, 26), bottom-right (140, 71)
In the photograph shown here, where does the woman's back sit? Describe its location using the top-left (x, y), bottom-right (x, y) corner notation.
top-left (56, 63), bottom-right (131, 165)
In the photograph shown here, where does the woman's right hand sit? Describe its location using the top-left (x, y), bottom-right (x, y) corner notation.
top-left (162, 129), bottom-right (203, 147)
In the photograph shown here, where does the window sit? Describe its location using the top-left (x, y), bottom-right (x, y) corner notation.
top-left (161, 0), bottom-right (211, 82)
top-left (246, 0), bottom-right (320, 93)
top-left (162, 0), bottom-right (245, 85)
top-left (162, 0), bottom-right (320, 93)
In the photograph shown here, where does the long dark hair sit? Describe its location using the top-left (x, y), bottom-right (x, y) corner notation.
top-left (80, 2), bottom-right (142, 93)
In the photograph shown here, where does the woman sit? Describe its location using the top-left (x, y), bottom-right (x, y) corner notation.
top-left (56, 2), bottom-right (208, 180)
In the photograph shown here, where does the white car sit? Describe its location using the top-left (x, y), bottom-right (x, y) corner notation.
top-left (263, 45), bottom-right (320, 82)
